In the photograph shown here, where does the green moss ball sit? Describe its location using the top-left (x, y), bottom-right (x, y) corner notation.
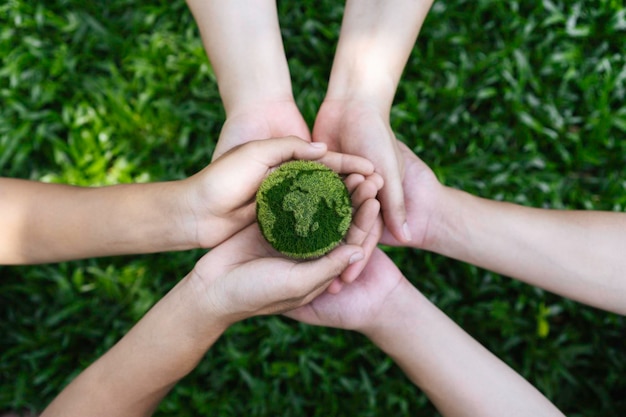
top-left (256, 160), bottom-right (352, 259)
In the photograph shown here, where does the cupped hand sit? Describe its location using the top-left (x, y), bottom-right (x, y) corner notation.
top-left (214, 99), bottom-right (311, 160)
top-left (284, 248), bottom-right (405, 333)
top-left (183, 136), bottom-right (377, 249)
top-left (185, 173), bottom-right (381, 326)
top-left (313, 99), bottom-right (409, 243)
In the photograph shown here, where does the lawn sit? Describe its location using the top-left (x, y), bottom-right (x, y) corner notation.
top-left (1, 0), bottom-right (625, 415)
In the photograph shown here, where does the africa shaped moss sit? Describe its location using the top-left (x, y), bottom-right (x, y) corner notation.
top-left (256, 160), bottom-right (352, 259)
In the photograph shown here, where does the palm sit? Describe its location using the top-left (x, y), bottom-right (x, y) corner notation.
top-left (285, 249), bottom-right (403, 332)
top-left (313, 100), bottom-right (406, 239)
top-left (314, 100), bottom-right (401, 173)
top-left (192, 224), bottom-right (302, 319)
top-left (187, 136), bottom-right (380, 249)
top-left (190, 167), bottom-right (382, 322)
top-left (215, 100), bottom-right (311, 160)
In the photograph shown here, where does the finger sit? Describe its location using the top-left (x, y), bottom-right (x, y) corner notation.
top-left (344, 173), bottom-right (365, 194)
top-left (231, 136), bottom-right (328, 169)
top-left (316, 151), bottom-right (375, 177)
top-left (350, 177), bottom-right (381, 209)
top-left (341, 215), bottom-right (384, 283)
top-left (326, 278), bottom-right (344, 294)
top-left (341, 203), bottom-right (383, 283)
top-left (379, 167), bottom-right (410, 243)
top-left (345, 198), bottom-right (381, 246)
top-left (290, 244), bottom-right (364, 296)
top-left (366, 172), bottom-right (385, 192)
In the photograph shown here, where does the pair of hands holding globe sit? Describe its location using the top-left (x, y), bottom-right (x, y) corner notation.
top-left (185, 96), bottom-right (442, 325)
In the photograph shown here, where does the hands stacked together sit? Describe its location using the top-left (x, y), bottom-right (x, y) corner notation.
top-left (4, 1), bottom-right (622, 417)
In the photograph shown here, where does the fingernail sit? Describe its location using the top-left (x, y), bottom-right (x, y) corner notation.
top-left (310, 142), bottom-right (326, 149)
top-left (403, 222), bottom-right (413, 242)
top-left (349, 252), bottom-right (364, 265)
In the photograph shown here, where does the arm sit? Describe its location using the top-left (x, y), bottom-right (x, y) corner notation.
top-left (40, 228), bottom-right (366, 417)
top-left (326, 0), bottom-right (433, 109)
top-left (381, 141), bottom-right (626, 315)
top-left (287, 249), bottom-right (565, 416)
top-left (39, 275), bottom-right (226, 417)
top-left (40, 169), bottom-right (381, 417)
top-left (0, 178), bottom-right (195, 264)
top-left (313, 0), bottom-right (434, 242)
top-left (428, 189), bottom-right (626, 315)
top-left (185, 0), bottom-right (291, 115)
top-left (370, 256), bottom-right (564, 417)
top-left (185, 0), bottom-right (310, 158)
top-left (1, 137), bottom-right (375, 264)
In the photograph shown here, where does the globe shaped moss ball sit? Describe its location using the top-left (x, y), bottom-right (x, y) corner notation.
top-left (256, 160), bottom-right (352, 259)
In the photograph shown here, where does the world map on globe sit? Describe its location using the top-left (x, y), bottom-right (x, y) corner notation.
top-left (256, 160), bottom-right (352, 259)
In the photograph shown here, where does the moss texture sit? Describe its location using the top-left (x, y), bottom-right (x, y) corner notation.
top-left (256, 160), bottom-right (352, 259)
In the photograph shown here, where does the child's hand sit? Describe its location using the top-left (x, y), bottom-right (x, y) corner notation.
top-left (284, 248), bottom-right (405, 333)
top-left (182, 136), bottom-right (376, 249)
top-left (185, 170), bottom-right (380, 326)
top-left (314, 100), bottom-right (409, 242)
top-left (378, 140), bottom-right (445, 250)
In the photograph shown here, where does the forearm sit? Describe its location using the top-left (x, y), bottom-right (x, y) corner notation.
top-left (186, 0), bottom-right (294, 114)
top-left (325, 0), bottom-right (433, 109)
top-left (364, 278), bottom-right (563, 417)
top-left (41, 276), bottom-right (227, 417)
top-left (428, 187), bottom-right (626, 314)
top-left (0, 179), bottom-right (196, 264)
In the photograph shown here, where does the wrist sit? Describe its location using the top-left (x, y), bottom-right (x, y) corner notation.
top-left (176, 174), bottom-right (222, 249)
top-left (187, 0), bottom-right (295, 116)
top-left (324, 69), bottom-right (396, 113)
top-left (174, 275), bottom-right (231, 343)
top-left (185, 264), bottom-right (243, 330)
top-left (224, 94), bottom-right (298, 120)
top-left (420, 186), bottom-right (478, 259)
top-left (359, 278), bottom-right (425, 345)
top-left (150, 180), bottom-right (204, 251)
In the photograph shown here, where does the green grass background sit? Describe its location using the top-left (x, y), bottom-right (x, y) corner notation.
top-left (1, 0), bottom-right (625, 415)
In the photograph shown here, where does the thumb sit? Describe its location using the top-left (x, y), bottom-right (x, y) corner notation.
top-left (380, 176), bottom-right (410, 243)
top-left (288, 245), bottom-right (364, 300)
top-left (244, 136), bottom-right (327, 167)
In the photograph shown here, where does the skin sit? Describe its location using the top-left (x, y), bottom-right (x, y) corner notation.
top-left (186, 0), bottom-right (435, 243)
top-left (39, 228), bottom-right (372, 417)
top-left (375, 141), bottom-right (626, 315)
top-left (288, 143), bottom-right (624, 414)
top-left (38, 143), bottom-right (382, 417)
top-left (185, 0), bottom-right (310, 161)
top-left (314, 0), bottom-right (434, 243)
top-left (287, 249), bottom-right (566, 417)
top-left (0, 137), bottom-right (378, 265)
top-left (182, 0), bottom-right (388, 280)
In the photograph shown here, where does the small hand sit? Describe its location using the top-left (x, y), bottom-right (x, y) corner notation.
top-left (285, 248), bottom-right (404, 333)
top-left (313, 99), bottom-right (410, 243)
top-left (186, 176), bottom-right (381, 325)
top-left (183, 136), bottom-right (377, 248)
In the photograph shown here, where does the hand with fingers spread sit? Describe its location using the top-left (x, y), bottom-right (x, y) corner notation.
top-left (40, 159), bottom-right (381, 417)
